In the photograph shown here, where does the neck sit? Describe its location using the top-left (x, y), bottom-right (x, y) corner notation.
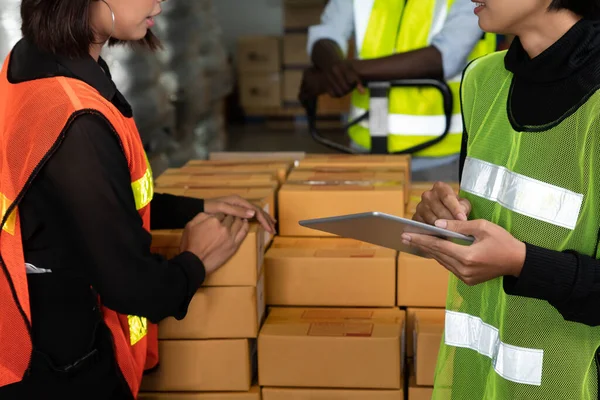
top-left (516, 10), bottom-right (581, 58)
top-left (89, 43), bottom-right (105, 61)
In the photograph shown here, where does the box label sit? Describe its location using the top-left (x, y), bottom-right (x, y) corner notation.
top-left (301, 309), bottom-right (374, 320)
top-left (307, 322), bottom-right (373, 337)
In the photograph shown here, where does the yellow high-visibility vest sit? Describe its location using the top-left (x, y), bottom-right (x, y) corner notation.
top-left (348, 0), bottom-right (496, 156)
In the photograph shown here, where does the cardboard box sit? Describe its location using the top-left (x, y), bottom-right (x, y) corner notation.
top-left (265, 237), bottom-right (396, 306)
top-left (413, 309), bottom-right (444, 386)
top-left (141, 340), bottom-right (254, 392)
top-left (239, 73), bottom-right (282, 109)
top-left (262, 387), bottom-right (403, 400)
top-left (180, 162), bottom-right (293, 185)
top-left (159, 271), bottom-right (266, 339)
top-left (155, 173), bottom-right (278, 189)
top-left (284, 2), bottom-right (325, 30)
top-left (140, 386), bottom-right (261, 400)
top-left (208, 152), bottom-right (305, 162)
top-left (237, 36), bottom-right (280, 73)
top-left (406, 182), bottom-right (460, 218)
top-left (258, 307), bottom-right (405, 389)
top-left (287, 169), bottom-right (405, 190)
top-left (408, 372), bottom-right (434, 400)
top-left (298, 154), bottom-right (411, 186)
top-left (155, 186), bottom-right (276, 219)
top-left (278, 183), bottom-right (404, 236)
top-left (282, 70), bottom-right (302, 104)
top-left (283, 34), bottom-right (309, 66)
top-left (151, 223), bottom-right (265, 287)
top-left (397, 252), bottom-right (449, 308)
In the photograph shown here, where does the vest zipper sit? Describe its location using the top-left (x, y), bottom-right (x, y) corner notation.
top-left (595, 347), bottom-right (600, 399)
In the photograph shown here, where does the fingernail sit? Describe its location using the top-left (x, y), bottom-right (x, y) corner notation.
top-left (457, 213), bottom-right (467, 221)
top-left (435, 220), bottom-right (448, 228)
top-left (402, 240), bottom-right (410, 246)
top-left (246, 210), bottom-right (255, 217)
top-left (401, 234), bottom-right (411, 242)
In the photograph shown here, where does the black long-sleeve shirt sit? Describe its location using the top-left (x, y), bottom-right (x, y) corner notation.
top-left (7, 39), bottom-right (206, 366)
top-left (459, 20), bottom-right (600, 327)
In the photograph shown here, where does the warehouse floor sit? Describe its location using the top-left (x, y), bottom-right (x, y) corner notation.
top-left (225, 123), bottom-right (344, 154)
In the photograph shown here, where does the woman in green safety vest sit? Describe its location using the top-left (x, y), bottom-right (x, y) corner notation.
top-left (406, 0), bottom-right (600, 399)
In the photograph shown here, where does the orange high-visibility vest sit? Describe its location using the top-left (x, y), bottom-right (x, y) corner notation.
top-left (0, 52), bottom-right (157, 396)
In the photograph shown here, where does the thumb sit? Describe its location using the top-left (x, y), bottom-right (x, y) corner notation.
top-left (217, 202), bottom-right (255, 219)
top-left (434, 219), bottom-right (480, 236)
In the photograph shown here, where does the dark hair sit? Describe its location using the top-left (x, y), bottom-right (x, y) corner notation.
top-left (549, 0), bottom-right (600, 19)
top-left (21, 0), bottom-right (161, 59)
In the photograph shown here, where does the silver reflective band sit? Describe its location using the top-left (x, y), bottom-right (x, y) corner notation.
top-left (461, 157), bottom-right (583, 230)
top-left (350, 106), bottom-right (463, 136)
top-left (445, 310), bottom-right (544, 386)
top-left (25, 263), bottom-right (52, 274)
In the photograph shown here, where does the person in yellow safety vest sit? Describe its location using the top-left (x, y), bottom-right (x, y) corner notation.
top-left (299, 0), bottom-right (496, 181)
top-left (405, 0), bottom-right (600, 399)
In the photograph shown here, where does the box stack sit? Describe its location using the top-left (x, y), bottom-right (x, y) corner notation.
top-left (402, 182), bottom-right (459, 399)
top-left (258, 154), bottom-right (414, 399)
top-left (139, 155), bottom-right (304, 399)
top-left (237, 0), bottom-right (351, 121)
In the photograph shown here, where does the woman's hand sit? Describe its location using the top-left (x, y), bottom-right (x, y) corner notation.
top-left (401, 219), bottom-right (526, 286)
top-left (414, 182), bottom-right (472, 224)
top-left (204, 195), bottom-right (276, 234)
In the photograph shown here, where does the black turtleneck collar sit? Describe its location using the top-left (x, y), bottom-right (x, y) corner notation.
top-left (503, 19), bottom-right (600, 131)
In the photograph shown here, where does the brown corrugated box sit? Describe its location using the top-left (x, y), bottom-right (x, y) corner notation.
top-left (287, 168), bottom-right (407, 194)
top-left (182, 161), bottom-right (293, 184)
top-left (265, 237), bottom-right (396, 306)
top-left (237, 36), bottom-right (281, 73)
top-left (208, 152), bottom-right (305, 162)
top-left (140, 386), bottom-right (261, 400)
top-left (413, 309), bottom-right (444, 386)
top-left (298, 154), bottom-right (411, 184)
top-left (397, 252), bottom-right (449, 308)
top-left (282, 70), bottom-right (303, 104)
top-left (141, 340), bottom-right (255, 392)
top-left (239, 73), bottom-right (282, 109)
top-left (283, 34), bottom-right (309, 66)
top-left (155, 172), bottom-right (277, 188)
top-left (159, 270), bottom-right (265, 339)
top-left (155, 186), bottom-right (276, 220)
top-left (408, 364), bottom-right (434, 400)
top-left (161, 168), bottom-right (280, 185)
top-left (278, 183), bottom-right (404, 236)
top-left (406, 182), bottom-right (460, 218)
top-left (283, 1), bottom-right (325, 30)
top-left (258, 307), bottom-right (405, 389)
top-left (262, 387), bottom-right (403, 400)
top-left (151, 223), bottom-right (265, 287)
top-left (406, 308), bottom-right (444, 359)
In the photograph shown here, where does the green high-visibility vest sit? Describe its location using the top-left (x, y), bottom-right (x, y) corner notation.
top-left (348, 0), bottom-right (496, 156)
top-left (433, 51), bottom-right (600, 399)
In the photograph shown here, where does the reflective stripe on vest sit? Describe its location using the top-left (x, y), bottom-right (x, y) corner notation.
top-left (0, 193), bottom-right (16, 235)
top-left (349, 0), bottom-right (496, 156)
top-left (461, 157), bottom-right (583, 230)
top-left (445, 310), bottom-right (544, 386)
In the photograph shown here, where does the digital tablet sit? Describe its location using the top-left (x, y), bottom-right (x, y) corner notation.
top-left (299, 212), bottom-right (474, 255)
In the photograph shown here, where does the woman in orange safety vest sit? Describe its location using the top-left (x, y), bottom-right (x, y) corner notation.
top-left (0, 0), bottom-right (275, 399)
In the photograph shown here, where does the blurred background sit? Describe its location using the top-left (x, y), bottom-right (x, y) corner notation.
top-left (0, 0), bottom-right (512, 176)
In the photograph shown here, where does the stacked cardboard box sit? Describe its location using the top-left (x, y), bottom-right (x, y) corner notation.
top-left (265, 237), bottom-right (396, 307)
top-left (237, 36), bottom-right (282, 109)
top-left (259, 308), bottom-right (405, 399)
top-left (279, 155), bottom-right (410, 236)
top-left (407, 309), bottom-right (445, 398)
top-left (140, 222), bottom-right (266, 395)
top-left (140, 155), bottom-right (307, 398)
